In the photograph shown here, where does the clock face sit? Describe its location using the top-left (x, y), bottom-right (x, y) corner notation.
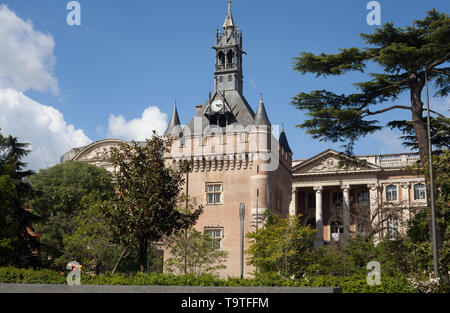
top-left (211, 100), bottom-right (224, 112)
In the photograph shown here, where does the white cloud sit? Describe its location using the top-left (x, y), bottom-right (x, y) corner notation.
top-left (108, 106), bottom-right (168, 141)
top-left (0, 4), bottom-right (58, 94)
top-left (0, 6), bottom-right (90, 171)
top-left (370, 128), bottom-right (409, 154)
top-left (0, 88), bottom-right (92, 171)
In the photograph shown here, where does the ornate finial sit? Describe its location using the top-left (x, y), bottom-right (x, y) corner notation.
top-left (259, 90), bottom-right (263, 102)
top-left (223, 0), bottom-right (235, 28)
top-left (282, 122), bottom-right (285, 132)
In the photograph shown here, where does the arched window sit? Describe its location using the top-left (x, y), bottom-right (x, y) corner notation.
top-left (414, 183), bottom-right (426, 200)
top-left (226, 51), bottom-right (233, 65)
top-left (385, 185), bottom-right (397, 201)
top-left (217, 52), bottom-right (225, 65)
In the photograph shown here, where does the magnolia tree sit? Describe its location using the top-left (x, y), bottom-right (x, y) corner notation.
top-left (101, 132), bottom-right (202, 272)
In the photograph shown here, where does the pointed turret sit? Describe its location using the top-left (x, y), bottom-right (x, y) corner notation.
top-left (223, 0), bottom-right (235, 28)
top-left (279, 124), bottom-right (292, 154)
top-left (253, 92), bottom-right (271, 126)
top-left (164, 99), bottom-right (182, 137)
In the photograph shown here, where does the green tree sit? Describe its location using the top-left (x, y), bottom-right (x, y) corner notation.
top-left (246, 214), bottom-right (316, 278)
top-left (102, 132), bottom-right (202, 272)
top-left (291, 9), bottom-right (449, 164)
top-left (407, 150), bottom-right (450, 281)
top-left (306, 243), bottom-right (357, 276)
top-left (27, 161), bottom-right (114, 269)
top-left (0, 175), bottom-right (16, 265)
top-left (165, 228), bottom-right (228, 276)
top-left (388, 117), bottom-right (449, 154)
top-left (0, 131), bottom-right (38, 267)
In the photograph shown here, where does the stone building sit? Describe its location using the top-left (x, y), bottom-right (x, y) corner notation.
top-left (290, 149), bottom-right (426, 245)
top-left (60, 1), bottom-right (425, 277)
top-left (162, 0), bottom-right (292, 277)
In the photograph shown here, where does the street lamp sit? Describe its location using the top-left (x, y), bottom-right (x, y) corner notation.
top-left (239, 202), bottom-right (245, 279)
top-left (425, 71), bottom-right (439, 278)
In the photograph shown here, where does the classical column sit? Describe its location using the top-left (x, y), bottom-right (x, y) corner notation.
top-left (289, 188), bottom-right (297, 216)
top-left (368, 183), bottom-right (380, 242)
top-left (313, 186), bottom-right (323, 247)
top-left (342, 184), bottom-right (350, 238)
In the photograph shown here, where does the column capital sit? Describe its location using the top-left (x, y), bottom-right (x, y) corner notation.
top-left (341, 184), bottom-right (351, 191)
top-left (400, 182), bottom-right (410, 189)
top-left (313, 186), bottom-right (323, 193)
top-left (367, 183), bottom-right (379, 191)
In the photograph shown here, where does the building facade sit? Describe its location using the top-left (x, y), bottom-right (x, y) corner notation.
top-left (161, 1), bottom-right (292, 277)
top-left (290, 149), bottom-right (426, 245)
top-left (60, 1), bottom-right (425, 277)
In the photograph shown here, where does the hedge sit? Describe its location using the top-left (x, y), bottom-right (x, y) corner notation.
top-left (0, 267), bottom-right (417, 293)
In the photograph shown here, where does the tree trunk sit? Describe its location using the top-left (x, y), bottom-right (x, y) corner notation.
top-left (410, 84), bottom-right (429, 165)
top-left (112, 246), bottom-right (129, 275)
top-left (138, 238), bottom-right (148, 273)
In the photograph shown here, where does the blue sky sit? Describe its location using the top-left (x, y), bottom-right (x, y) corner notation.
top-left (0, 0), bottom-right (448, 170)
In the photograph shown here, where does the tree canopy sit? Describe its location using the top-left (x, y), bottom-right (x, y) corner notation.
top-left (101, 132), bottom-right (202, 272)
top-left (27, 161), bottom-right (114, 269)
top-left (0, 130), bottom-right (38, 267)
top-left (291, 9), bottom-right (449, 163)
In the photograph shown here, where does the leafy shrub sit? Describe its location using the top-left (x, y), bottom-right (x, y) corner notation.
top-left (0, 267), bottom-right (66, 284)
top-left (0, 267), bottom-right (417, 293)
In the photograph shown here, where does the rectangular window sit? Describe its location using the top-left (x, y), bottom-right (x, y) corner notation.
top-left (206, 183), bottom-right (222, 204)
top-left (386, 185), bottom-right (397, 201)
top-left (387, 216), bottom-right (399, 237)
top-left (332, 191), bottom-right (343, 208)
top-left (358, 191), bottom-right (369, 208)
top-left (414, 184), bottom-right (426, 200)
top-left (204, 228), bottom-right (223, 249)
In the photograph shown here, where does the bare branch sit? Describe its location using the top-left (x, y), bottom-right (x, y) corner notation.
top-left (360, 105), bottom-right (412, 116)
top-left (426, 52), bottom-right (450, 74)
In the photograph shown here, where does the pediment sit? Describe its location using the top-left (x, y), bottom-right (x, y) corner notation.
top-left (292, 149), bottom-right (379, 174)
top-left (72, 139), bottom-right (125, 162)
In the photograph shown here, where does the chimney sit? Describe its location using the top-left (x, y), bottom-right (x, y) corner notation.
top-left (196, 105), bottom-right (203, 113)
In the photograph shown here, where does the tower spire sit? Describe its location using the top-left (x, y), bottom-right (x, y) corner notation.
top-left (214, 0), bottom-right (244, 94)
top-left (164, 99), bottom-right (182, 137)
top-left (223, 0), bottom-right (235, 28)
top-left (253, 92), bottom-right (271, 126)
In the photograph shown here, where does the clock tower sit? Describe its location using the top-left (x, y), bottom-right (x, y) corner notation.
top-left (162, 0), bottom-right (293, 279)
top-left (213, 0), bottom-right (244, 95)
